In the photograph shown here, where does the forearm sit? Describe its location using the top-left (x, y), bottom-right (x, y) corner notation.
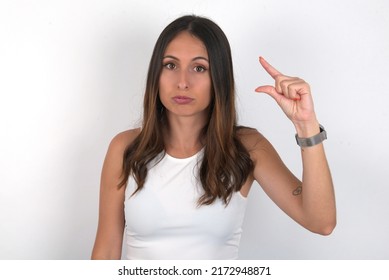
top-left (296, 121), bottom-right (336, 235)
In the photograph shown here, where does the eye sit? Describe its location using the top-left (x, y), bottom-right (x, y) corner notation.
top-left (163, 62), bottom-right (176, 70)
top-left (194, 65), bottom-right (207, 73)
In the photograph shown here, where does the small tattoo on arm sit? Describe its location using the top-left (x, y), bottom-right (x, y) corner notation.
top-left (293, 186), bottom-right (302, 196)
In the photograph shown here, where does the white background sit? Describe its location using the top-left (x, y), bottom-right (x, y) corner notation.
top-left (0, 0), bottom-right (388, 259)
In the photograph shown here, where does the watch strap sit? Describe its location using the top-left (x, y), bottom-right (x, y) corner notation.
top-left (295, 124), bottom-right (327, 147)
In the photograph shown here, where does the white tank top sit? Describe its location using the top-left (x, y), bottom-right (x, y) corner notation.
top-left (124, 149), bottom-right (248, 259)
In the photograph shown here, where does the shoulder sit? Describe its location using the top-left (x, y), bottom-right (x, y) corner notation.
top-left (236, 126), bottom-right (276, 164)
top-left (100, 128), bottom-right (142, 186)
top-left (236, 126), bottom-right (266, 150)
top-left (104, 128), bottom-right (141, 164)
top-left (108, 128), bottom-right (141, 153)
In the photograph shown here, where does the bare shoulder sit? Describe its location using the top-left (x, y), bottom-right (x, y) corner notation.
top-left (100, 128), bottom-right (141, 188)
top-left (236, 126), bottom-right (276, 163)
top-left (108, 128), bottom-right (141, 154)
top-left (236, 126), bottom-right (266, 150)
top-left (103, 128), bottom-right (141, 170)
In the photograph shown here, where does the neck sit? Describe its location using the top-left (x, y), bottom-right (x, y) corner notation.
top-left (164, 113), bottom-right (207, 158)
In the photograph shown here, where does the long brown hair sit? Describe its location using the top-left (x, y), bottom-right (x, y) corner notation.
top-left (119, 15), bottom-right (253, 205)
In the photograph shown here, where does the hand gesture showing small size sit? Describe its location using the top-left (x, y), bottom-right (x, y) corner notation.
top-left (255, 57), bottom-right (317, 126)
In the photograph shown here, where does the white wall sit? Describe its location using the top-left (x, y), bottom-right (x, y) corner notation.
top-left (0, 0), bottom-right (388, 259)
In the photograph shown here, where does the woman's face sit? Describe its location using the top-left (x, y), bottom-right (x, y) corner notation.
top-left (159, 31), bottom-right (212, 120)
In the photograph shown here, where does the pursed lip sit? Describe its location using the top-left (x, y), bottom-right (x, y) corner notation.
top-left (172, 95), bottom-right (194, 104)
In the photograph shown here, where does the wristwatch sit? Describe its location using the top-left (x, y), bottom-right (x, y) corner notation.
top-left (295, 124), bottom-right (327, 147)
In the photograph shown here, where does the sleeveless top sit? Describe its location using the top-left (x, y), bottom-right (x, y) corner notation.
top-left (124, 149), bottom-right (248, 259)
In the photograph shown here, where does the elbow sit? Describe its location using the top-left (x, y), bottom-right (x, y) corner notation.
top-left (316, 222), bottom-right (336, 236)
top-left (304, 213), bottom-right (337, 236)
top-left (310, 219), bottom-right (337, 236)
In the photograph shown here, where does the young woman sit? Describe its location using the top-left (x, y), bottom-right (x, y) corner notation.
top-left (91, 15), bottom-right (336, 260)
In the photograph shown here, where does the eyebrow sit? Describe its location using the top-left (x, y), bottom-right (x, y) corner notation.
top-left (162, 55), bottom-right (209, 62)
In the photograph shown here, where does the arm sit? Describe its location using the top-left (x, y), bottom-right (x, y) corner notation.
top-left (91, 129), bottom-right (139, 259)
top-left (253, 57), bottom-right (336, 235)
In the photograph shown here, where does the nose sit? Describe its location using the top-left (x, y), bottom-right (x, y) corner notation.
top-left (177, 70), bottom-right (189, 90)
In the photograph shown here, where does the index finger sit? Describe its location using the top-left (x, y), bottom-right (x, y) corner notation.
top-left (259, 56), bottom-right (282, 79)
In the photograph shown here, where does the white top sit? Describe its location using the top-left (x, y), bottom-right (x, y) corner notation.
top-left (124, 149), bottom-right (248, 259)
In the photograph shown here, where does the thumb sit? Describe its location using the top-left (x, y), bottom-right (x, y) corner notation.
top-left (255, 85), bottom-right (281, 101)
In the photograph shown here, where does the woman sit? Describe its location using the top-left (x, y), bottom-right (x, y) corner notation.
top-left (91, 15), bottom-right (336, 260)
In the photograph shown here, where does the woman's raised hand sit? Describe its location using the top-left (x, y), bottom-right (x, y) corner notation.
top-left (255, 57), bottom-right (318, 127)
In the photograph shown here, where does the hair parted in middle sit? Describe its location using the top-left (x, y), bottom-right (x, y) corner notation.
top-left (119, 15), bottom-right (254, 205)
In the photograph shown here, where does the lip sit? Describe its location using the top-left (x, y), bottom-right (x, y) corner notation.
top-left (172, 96), bottom-right (194, 105)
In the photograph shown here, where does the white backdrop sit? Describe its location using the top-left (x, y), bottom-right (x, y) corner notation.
top-left (1, 0), bottom-right (388, 259)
